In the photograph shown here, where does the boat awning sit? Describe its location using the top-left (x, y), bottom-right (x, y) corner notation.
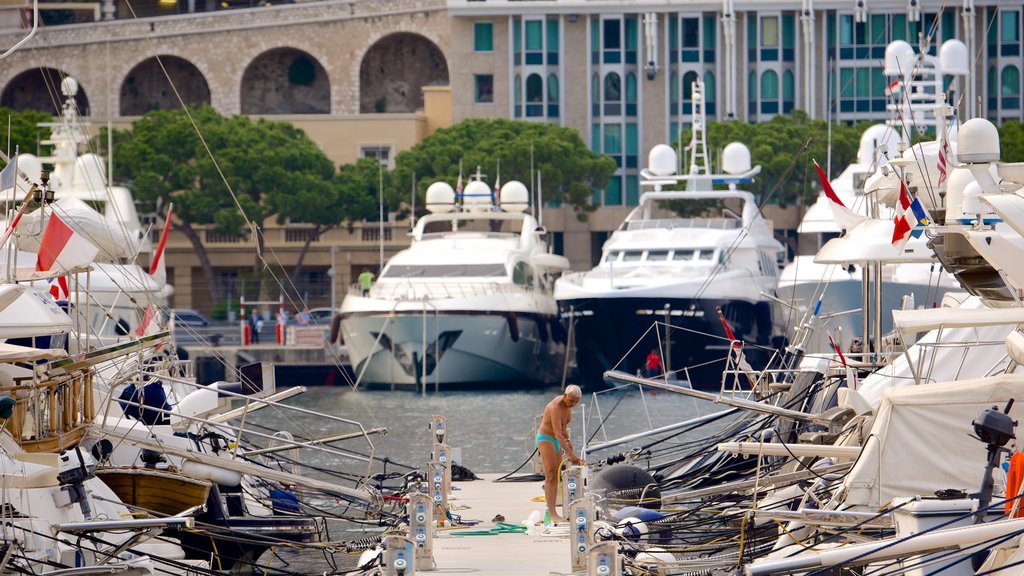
top-left (892, 306), bottom-right (1024, 334)
top-left (0, 342), bottom-right (67, 362)
top-left (530, 253), bottom-right (571, 270)
top-left (814, 218), bottom-right (935, 264)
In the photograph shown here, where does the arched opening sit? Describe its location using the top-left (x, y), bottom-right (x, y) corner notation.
top-left (120, 55), bottom-right (210, 115)
top-left (761, 70), bottom-right (779, 99)
top-left (1, 67), bottom-right (89, 114)
top-left (359, 33), bottom-right (448, 113)
top-left (241, 48), bottom-right (330, 114)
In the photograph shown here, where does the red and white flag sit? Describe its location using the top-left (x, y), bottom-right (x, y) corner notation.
top-left (814, 161), bottom-right (865, 231)
top-left (47, 276), bottom-right (69, 300)
top-left (936, 130), bottom-right (951, 188)
top-left (891, 181), bottom-right (913, 249)
top-left (35, 213), bottom-right (99, 275)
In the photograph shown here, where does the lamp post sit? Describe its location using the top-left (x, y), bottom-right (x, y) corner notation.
top-left (329, 246), bottom-right (339, 311)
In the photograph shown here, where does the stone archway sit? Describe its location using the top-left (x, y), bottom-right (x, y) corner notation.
top-left (359, 33), bottom-right (448, 113)
top-left (0, 67), bottom-right (89, 114)
top-left (240, 48), bottom-right (330, 114)
top-left (120, 55), bottom-right (211, 115)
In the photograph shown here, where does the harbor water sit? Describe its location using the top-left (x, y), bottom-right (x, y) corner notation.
top-left (247, 384), bottom-right (720, 573)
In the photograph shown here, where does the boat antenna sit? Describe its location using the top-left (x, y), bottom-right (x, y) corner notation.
top-left (537, 169), bottom-right (543, 227)
top-left (410, 170), bottom-right (416, 229)
top-left (378, 160), bottom-right (384, 273)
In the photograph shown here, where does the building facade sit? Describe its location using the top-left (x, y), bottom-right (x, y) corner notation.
top-left (446, 0), bottom-right (1024, 268)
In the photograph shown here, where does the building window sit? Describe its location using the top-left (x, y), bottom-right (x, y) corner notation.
top-left (547, 74), bottom-right (559, 117)
top-left (604, 72), bottom-right (622, 116)
top-left (1003, 65), bottom-right (1021, 109)
top-left (474, 22), bottom-right (493, 52)
top-left (360, 146), bottom-right (391, 168)
top-left (526, 73), bottom-right (543, 117)
top-left (514, 74), bottom-right (522, 117)
top-left (474, 74), bottom-right (493, 103)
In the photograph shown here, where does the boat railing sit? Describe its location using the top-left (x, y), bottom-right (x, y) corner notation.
top-left (360, 281), bottom-right (534, 301)
top-left (2, 370), bottom-right (94, 453)
top-left (622, 218), bottom-right (742, 231)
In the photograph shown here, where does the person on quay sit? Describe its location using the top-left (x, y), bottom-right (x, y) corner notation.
top-left (536, 384), bottom-right (583, 524)
top-left (249, 309), bottom-right (262, 344)
top-left (644, 348), bottom-right (661, 378)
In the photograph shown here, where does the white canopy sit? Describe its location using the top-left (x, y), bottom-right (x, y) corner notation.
top-left (0, 341), bottom-right (67, 362)
top-left (815, 219), bottom-right (936, 264)
top-left (893, 306), bottom-right (1024, 334)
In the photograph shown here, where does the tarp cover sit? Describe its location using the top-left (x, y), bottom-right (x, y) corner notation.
top-left (843, 374), bottom-right (1024, 509)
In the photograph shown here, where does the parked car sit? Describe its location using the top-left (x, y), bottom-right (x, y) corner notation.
top-left (171, 309), bottom-right (212, 327)
top-left (305, 307), bottom-right (338, 325)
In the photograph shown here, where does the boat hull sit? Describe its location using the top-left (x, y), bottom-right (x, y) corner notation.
top-left (558, 296), bottom-right (775, 389)
top-left (340, 310), bottom-right (564, 387)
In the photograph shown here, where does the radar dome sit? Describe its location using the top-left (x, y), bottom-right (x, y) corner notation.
top-left (16, 154), bottom-right (42, 183)
top-left (939, 39), bottom-right (968, 76)
top-left (425, 181), bottom-right (455, 213)
top-left (60, 77), bottom-right (79, 97)
top-left (461, 180), bottom-right (493, 212)
top-left (647, 145), bottom-right (677, 177)
top-left (884, 40), bottom-right (916, 77)
top-left (76, 153), bottom-right (107, 188)
top-left (958, 118), bottom-right (1000, 163)
top-left (722, 142), bottom-right (752, 175)
top-left (499, 180), bottom-right (530, 212)
top-left (857, 124), bottom-right (901, 165)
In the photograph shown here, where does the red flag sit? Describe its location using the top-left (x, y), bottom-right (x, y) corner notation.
top-left (36, 213), bottom-right (99, 274)
top-left (891, 182), bottom-right (912, 247)
top-left (814, 161), bottom-right (865, 231)
top-left (937, 132), bottom-right (950, 188)
top-left (828, 333), bottom-right (848, 368)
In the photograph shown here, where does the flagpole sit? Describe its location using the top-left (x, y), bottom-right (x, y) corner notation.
top-left (378, 161), bottom-right (384, 273)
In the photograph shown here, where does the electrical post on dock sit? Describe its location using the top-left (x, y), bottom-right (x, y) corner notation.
top-left (561, 464), bottom-right (587, 520)
top-left (427, 415), bottom-right (452, 525)
top-left (588, 541), bottom-right (622, 576)
top-left (406, 492), bottom-right (435, 570)
top-left (382, 534), bottom-right (416, 576)
top-left (569, 496), bottom-right (596, 572)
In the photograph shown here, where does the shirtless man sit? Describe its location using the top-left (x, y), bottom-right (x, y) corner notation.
top-left (536, 384), bottom-right (583, 524)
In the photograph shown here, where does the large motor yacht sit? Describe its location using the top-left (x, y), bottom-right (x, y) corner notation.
top-left (556, 133), bottom-right (784, 388)
top-left (339, 176), bottom-right (569, 388)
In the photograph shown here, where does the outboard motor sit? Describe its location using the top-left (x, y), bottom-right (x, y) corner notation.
top-left (972, 399), bottom-right (1016, 520)
top-left (58, 447), bottom-right (97, 519)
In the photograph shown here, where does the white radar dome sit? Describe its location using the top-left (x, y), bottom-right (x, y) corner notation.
top-left (722, 142), bottom-right (752, 175)
top-left (647, 144), bottom-right (677, 177)
top-left (884, 40), bottom-right (916, 77)
top-left (461, 180), bottom-right (493, 212)
top-left (15, 153), bottom-right (42, 184)
top-left (857, 124), bottom-right (901, 166)
top-left (75, 153), bottom-right (107, 188)
top-left (425, 181), bottom-right (455, 213)
top-left (939, 39), bottom-right (969, 76)
top-left (499, 180), bottom-right (530, 212)
top-left (60, 77), bottom-right (79, 97)
top-left (957, 118), bottom-right (1000, 163)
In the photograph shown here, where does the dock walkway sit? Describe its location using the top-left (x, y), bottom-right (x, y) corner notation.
top-left (431, 473), bottom-right (573, 575)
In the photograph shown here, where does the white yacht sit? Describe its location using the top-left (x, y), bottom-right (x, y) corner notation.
top-left (777, 40), bottom-right (966, 356)
top-left (339, 176), bottom-right (569, 387)
top-left (555, 89), bottom-right (784, 389)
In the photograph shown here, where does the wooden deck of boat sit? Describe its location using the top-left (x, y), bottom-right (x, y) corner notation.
top-left (430, 473), bottom-right (573, 575)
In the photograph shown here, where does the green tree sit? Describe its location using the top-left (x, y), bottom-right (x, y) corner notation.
top-left (1000, 120), bottom-right (1024, 163)
top-left (676, 112), bottom-right (867, 213)
top-left (109, 106), bottom-right (340, 303)
top-left (391, 119), bottom-right (616, 219)
top-left (0, 107), bottom-right (52, 165)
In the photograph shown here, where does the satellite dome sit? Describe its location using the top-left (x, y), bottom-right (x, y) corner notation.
top-left (958, 118), bottom-right (1000, 163)
top-left (647, 145), bottom-right (677, 177)
top-left (884, 41), bottom-right (916, 77)
top-left (60, 77), bottom-right (79, 97)
top-left (461, 180), bottom-right (492, 212)
top-left (722, 142), bottom-right (752, 175)
top-left (425, 181), bottom-right (455, 213)
top-left (499, 180), bottom-right (530, 212)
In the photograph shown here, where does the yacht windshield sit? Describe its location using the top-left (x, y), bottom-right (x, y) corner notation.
top-left (382, 264), bottom-right (507, 278)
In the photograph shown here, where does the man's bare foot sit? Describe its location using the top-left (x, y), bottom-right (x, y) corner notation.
top-left (549, 514), bottom-right (563, 524)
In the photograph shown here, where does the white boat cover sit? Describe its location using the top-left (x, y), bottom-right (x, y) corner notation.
top-left (843, 373), bottom-right (1024, 509)
top-left (893, 306), bottom-right (1024, 334)
top-left (858, 297), bottom-right (1017, 408)
top-left (815, 219), bottom-right (936, 264)
top-left (0, 341), bottom-right (66, 362)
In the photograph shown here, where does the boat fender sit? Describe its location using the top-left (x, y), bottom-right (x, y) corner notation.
top-left (181, 460), bottom-right (243, 487)
top-left (357, 547), bottom-right (383, 570)
top-left (614, 517), bottom-right (647, 541)
top-left (634, 546), bottom-right (675, 568)
top-left (591, 464), bottom-right (662, 511)
top-left (269, 488), bottom-right (301, 513)
top-left (329, 313), bottom-right (343, 345)
top-left (506, 313), bottom-right (520, 342)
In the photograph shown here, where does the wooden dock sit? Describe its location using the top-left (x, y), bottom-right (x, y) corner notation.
top-left (431, 473), bottom-right (572, 575)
